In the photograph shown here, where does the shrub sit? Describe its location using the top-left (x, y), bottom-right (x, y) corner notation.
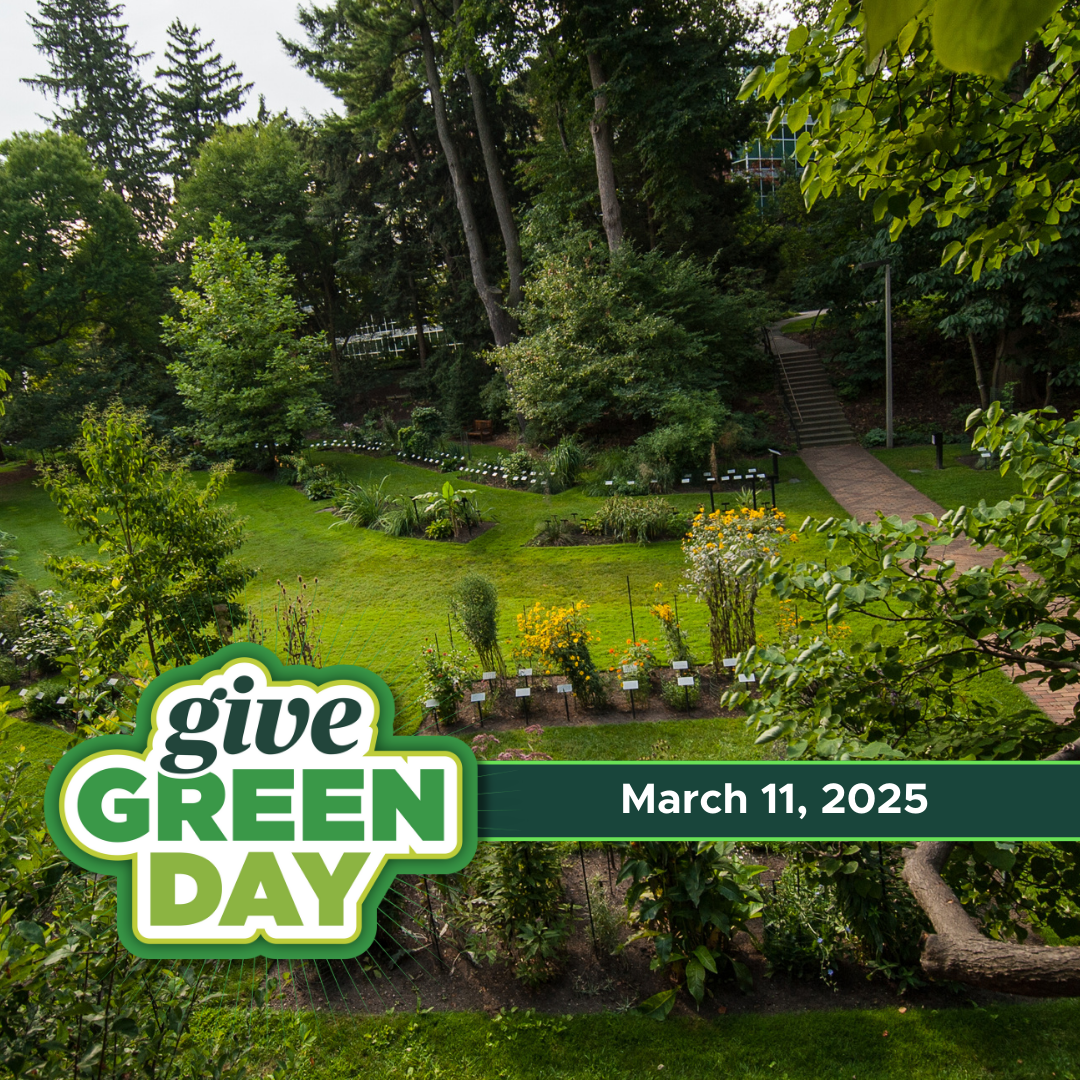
top-left (591, 495), bottom-right (686, 544)
top-left (516, 602), bottom-right (607, 709)
top-left (396, 425), bottom-right (430, 456)
top-left (11, 590), bottom-right (82, 675)
top-left (411, 405), bottom-right (445, 439)
top-left (683, 506), bottom-right (796, 667)
top-left (425, 517), bottom-right (453, 540)
top-left (761, 863), bottom-right (848, 986)
top-left (449, 573), bottom-right (505, 675)
top-left (457, 841), bottom-right (569, 985)
top-left (24, 674), bottom-right (73, 722)
top-left (498, 448), bottom-right (537, 488)
top-left (661, 674), bottom-right (700, 710)
top-left (416, 644), bottom-right (475, 722)
top-left (619, 841), bottom-right (766, 1014)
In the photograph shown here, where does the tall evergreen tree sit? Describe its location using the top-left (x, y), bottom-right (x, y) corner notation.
top-left (23, 0), bottom-right (166, 228)
top-left (154, 20), bottom-right (252, 188)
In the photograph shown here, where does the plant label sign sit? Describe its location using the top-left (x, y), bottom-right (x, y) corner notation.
top-left (45, 644), bottom-right (477, 960)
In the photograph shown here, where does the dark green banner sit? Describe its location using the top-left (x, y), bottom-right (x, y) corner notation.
top-left (477, 761), bottom-right (1079, 840)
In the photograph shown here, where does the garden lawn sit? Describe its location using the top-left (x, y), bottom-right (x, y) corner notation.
top-left (198, 999), bottom-right (1080, 1080)
top-left (870, 445), bottom-right (1022, 509)
top-left (0, 453), bottom-right (845, 731)
top-left (0, 449), bottom-right (1041, 762)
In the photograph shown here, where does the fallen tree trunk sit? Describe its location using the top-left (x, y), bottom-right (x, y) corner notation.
top-left (902, 841), bottom-right (1080, 996)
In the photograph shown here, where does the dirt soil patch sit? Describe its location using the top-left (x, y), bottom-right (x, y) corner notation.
top-left (0, 463), bottom-right (38, 486)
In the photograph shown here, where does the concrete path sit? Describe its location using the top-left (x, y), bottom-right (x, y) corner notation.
top-left (773, 328), bottom-right (1077, 724)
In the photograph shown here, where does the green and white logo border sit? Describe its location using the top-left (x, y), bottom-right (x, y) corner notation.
top-left (44, 643), bottom-right (479, 960)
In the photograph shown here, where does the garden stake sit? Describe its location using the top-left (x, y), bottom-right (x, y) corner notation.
top-left (708, 482), bottom-right (715, 511)
top-left (476, 697), bottom-right (484, 725)
top-left (626, 575), bottom-right (637, 641)
top-left (769, 474), bottom-right (777, 508)
top-left (628, 687), bottom-right (636, 720)
top-left (684, 682), bottom-right (690, 711)
top-left (579, 843), bottom-right (598, 953)
top-left (434, 631), bottom-right (441, 658)
top-left (563, 691), bottom-right (571, 721)
top-left (752, 476), bottom-right (758, 510)
top-left (421, 876), bottom-right (445, 967)
top-left (447, 613), bottom-right (454, 651)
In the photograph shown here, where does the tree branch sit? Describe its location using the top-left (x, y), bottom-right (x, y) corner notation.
top-left (902, 831), bottom-right (1080, 995)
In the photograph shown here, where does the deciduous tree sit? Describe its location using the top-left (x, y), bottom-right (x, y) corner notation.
top-left (39, 403), bottom-right (256, 672)
top-left (161, 218), bottom-right (331, 464)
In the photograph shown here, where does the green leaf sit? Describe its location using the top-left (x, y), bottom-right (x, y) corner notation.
top-left (15, 920), bottom-right (45, 946)
top-left (685, 957), bottom-right (706, 1003)
top-left (863, 0), bottom-right (929, 59)
top-left (637, 989), bottom-right (677, 1020)
top-left (932, 0), bottom-right (1066, 79)
top-left (787, 25), bottom-right (809, 52)
top-left (692, 945), bottom-right (718, 974)
top-left (738, 66), bottom-right (766, 99)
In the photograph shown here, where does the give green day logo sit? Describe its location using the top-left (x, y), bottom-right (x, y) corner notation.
top-left (44, 645), bottom-right (477, 959)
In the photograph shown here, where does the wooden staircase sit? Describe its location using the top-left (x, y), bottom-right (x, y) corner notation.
top-left (769, 335), bottom-right (856, 448)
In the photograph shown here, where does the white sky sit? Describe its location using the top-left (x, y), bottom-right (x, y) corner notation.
top-left (1, 0), bottom-right (340, 140)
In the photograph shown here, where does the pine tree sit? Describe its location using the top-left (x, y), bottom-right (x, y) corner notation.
top-left (154, 20), bottom-right (252, 187)
top-left (22, 0), bottom-right (166, 228)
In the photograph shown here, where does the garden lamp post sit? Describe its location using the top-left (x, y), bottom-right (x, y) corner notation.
top-left (857, 258), bottom-right (894, 449)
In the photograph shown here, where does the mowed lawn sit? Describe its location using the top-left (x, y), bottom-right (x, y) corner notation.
top-left (0, 449), bottom-right (1040, 760)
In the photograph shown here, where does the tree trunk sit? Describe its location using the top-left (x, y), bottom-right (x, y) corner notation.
top-left (409, 272), bottom-right (429, 367)
top-left (903, 842), bottom-right (1080, 996)
top-left (455, 1), bottom-right (523, 309)
top-left (413, 0), bottom-right (516, 348)
top-left (586, 52), bottom-right (623, 253)
top-left (967, 332), bottom-right (989, 409)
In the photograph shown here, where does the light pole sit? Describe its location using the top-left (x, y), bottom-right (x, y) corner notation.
top-left (857, 258), bottom-right (894, 449)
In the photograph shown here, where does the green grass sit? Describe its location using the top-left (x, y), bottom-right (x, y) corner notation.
top-left (453, 714), bottom-right (764, 761)
top-left (197, 999), bottom-right (1080, 1080)
top-left (0, 719), bottom-right (73, 792)
top-left (870, 445), bottom-right (1022, 510)
top-left (0, 448), bottom-right (1046, 787)
top-left (0, 452), bottom-right (846, 737)
top-left (777, 313), bottom-right (829, 335)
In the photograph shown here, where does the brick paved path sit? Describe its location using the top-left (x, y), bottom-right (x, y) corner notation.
top-left (796, 401), bottom-right (1076, 723)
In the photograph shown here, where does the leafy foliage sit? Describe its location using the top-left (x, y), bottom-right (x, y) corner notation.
top-left (515, 602), bottom-right (607, 708)
top-left (162, 217), bottom-right (331, 466)
top-left (619, 841), bottom-right (765, 1013)
top-left (491, 232), bottom-right (770, 436)
top-left (0, 749), bottom-right (263, 1079)
top-left (743, 0), bottom-right (1080, 278)
top-left (725, 404), bottom-right (1080, 761)
top-left (449, 841), bottom-right (569, 986)
top-left (39, 403), bottom-right (255, 673)
top-left (449, 573), bottom-right (505, 675)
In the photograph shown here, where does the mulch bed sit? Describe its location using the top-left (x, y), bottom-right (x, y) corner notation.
top-left (0, 463), bottom-right (38, 486)
top-left (286, 848), bottom-right (1035, 1019)
top-left (416, 670), bottom-right (738, 736)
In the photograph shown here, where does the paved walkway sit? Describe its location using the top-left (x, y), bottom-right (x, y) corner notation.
top-left (775, 328), bottom-right (1077, 724)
